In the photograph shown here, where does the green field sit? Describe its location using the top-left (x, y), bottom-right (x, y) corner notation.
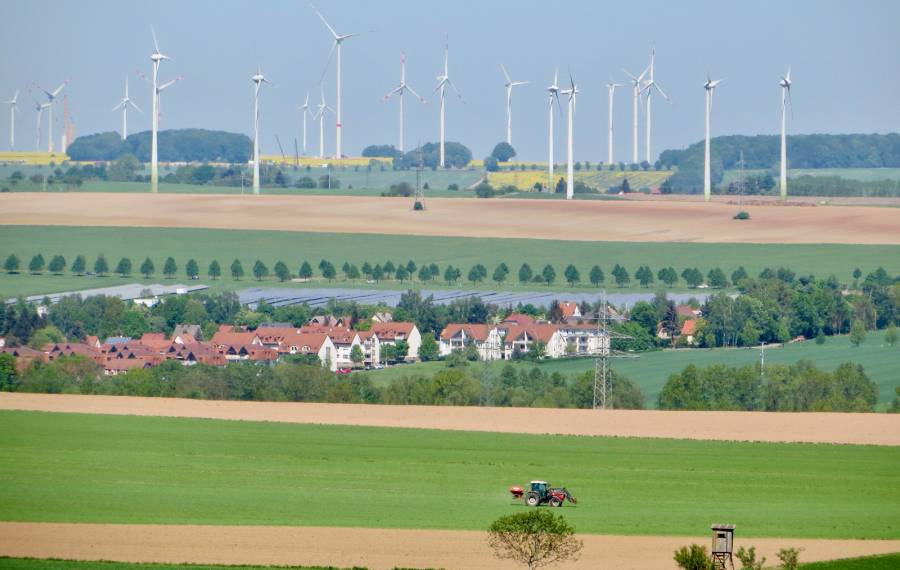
top-left (721, 167), bottom-right (900, 185)
top-left (1, 411), bottom-right (897, 539)
top-left (798, 553), bottom-right (900, 569)
top-left (2, 226), bottom-right (896, 299)
top-left (366, 333), bottom-right (900, 409)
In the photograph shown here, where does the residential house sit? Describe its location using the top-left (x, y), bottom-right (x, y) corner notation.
top-left (371, 312), bottom-right (393, 324)
top-left (173, 324), bottom-right (203, 341)
top-left (438, 323), bottom-right (503, 360)
top-left (680, 319), bottom-right (698, 345)
top-left (356, 330), bottom-right (381, 366)
top-left (370, 322), bottom-right (421, 361)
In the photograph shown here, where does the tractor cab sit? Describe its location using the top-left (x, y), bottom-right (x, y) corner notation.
top-left (530, 481), bottom-right (549, 497)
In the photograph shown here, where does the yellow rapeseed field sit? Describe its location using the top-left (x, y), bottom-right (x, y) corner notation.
top-left (0, 151), bottom-right (71, 165)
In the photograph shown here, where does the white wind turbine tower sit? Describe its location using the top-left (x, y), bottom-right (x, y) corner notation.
top-left (33, 100), bottom-right (50, 151)
top-left (546, 69), bottom-right (560, 189)
top-left (311, 4), bottom-right (357, 160)
top-left (383, 51), bottom-right (425, 153)
top-left (37, 80), bottom-right (67, 153)
top-left (298, 93), bottom-right (312, 155)
top-left (778, 67), bottom-right (792, 201)
top-left (561, 73), bottom-right (578, 200)
top-left (623, 66), bottom-right (648, 164)
top-left (112, 77), bottom-right (141, 140)
top-left (251, 66), bottom-right (270, 196)
top-left (605, 81), bottom-right (623, 165)
top-left (314, 84), bottom-right (334, 159)
top-left (434, 38), bottom-right (462, 168)
top-left (703, 74), bottom-right (723, 202)
top-left (641, 48), bottom-right (671, 163)
top-left (500, 63), bottom-right (528, 146)
top-left (5, 91), bottom-right (17, 151)
top-left (149, 27), bottom-right (177, 194)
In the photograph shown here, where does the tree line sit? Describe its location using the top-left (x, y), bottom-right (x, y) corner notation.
top-left (66, 129), bottom-right (252, 163)
top-left (6, 251), bottom-right (846, 291)
top-left (0, 354), bottom-right (645, 410)
top-left (658, 361), bottom-right (879, 412)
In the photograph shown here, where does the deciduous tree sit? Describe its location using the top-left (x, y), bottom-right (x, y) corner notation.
top-left (140, 257), bottom-right (155, 278)
top-left (487, 510), bottom-right (582, 570)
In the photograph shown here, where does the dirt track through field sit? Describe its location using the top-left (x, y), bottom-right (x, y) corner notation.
top-left (2, 393), bottom-right (898, 445)
top-left (2, 192), bottom-right (898, 244)
top-left (1, 522), bottom-right (898, 570)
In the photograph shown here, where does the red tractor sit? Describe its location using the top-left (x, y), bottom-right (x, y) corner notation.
top-left (509, 481), bottom-right (577, 507)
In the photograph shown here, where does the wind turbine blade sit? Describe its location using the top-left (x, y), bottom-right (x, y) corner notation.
top-left (51, 81), bottom-right (68, 97)
top-left (383, 85), bottom-right (403, 99)
top-left (151, 26), bottom-right (160, 53)
top-left (554, 67), bottom-right (558, 87)
top-left (112, 101), bottom-right (125, 112)
top-left (623, 68), bottom-right (637, 82)
top-left (405, 84), bottom-right (425, 101)
top-left (318, 41), bottom-right (337, 85)
top-left (129, 100), bottom-right (143, 113)
top-left (310, 3), bottom-right (339, 39)
top-left (654, 82), bottom-right (671, 102)
top-left (500, 63), bottom-right (511, 84)
top-left (447, 78), bottom-right (463, 101)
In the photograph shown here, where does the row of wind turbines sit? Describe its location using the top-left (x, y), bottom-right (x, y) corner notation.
top-left (5, 80), bottom-right (69, 153)
top-left (4, 1), bottom-right (795, 202)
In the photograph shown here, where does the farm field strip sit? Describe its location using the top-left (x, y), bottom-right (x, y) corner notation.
top-left (3, 226), bottom-right (896, 299)
top-left (2, 193), bottom-right (898, 244)
top-left (1, 523), bottom-right (898, 570)
top-left (2, 393), bottom-right (898, 445)
top-left (0, 410), bottom-right (897, 539)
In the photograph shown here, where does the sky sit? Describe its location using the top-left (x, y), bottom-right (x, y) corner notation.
top-left (2, 0), bottom-right (899, 162)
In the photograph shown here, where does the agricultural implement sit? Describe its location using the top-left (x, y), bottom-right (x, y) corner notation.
top-left (509, 480), bottom-right (577, 507)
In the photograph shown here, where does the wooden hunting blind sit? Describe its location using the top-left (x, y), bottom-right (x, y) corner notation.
top-left (710, 523), bottom-right (735, 570)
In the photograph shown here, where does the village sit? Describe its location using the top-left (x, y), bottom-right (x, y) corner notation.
top-left (0, 300), bottom-right (703, 375)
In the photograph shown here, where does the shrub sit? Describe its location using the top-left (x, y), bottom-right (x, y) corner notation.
top-left (734, 210), bottom-right (750, 220)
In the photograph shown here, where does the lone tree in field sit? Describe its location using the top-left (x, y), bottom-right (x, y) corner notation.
top-left (253, 260), bottom-right (269, 281)
top-left (487, 510), bottom-right (582, 570)
top-left (850, 320), bottom-right (866, 347)
top-left (115, 257), bottom-right (132, 277)
top-left (519, 263), bottom-right (533, 284)
top-left (71, 255), bottom-right (86, 276)
top-left (230, 259), bottom-right (244, 280)
top-left (4, 254), bottom-right (20, 274)
top-left (163, 257), bottom-right (178, 279)
top-left (274, 260), bottom-right (290, 282)
top-left (673, 544), bottom-right (713, 570)
top-left (185, 258), bottom-right (199, 279)
top-left (140, 257), bottom-right (155, 278)
top-left (94, 254), bottom-right (109, 276)
top-left (28, 254), bottom-right (46, 274)
top-left (48, 255), bottom-right (66, 274)
top-left (207, 260), bottom-right (221, 280)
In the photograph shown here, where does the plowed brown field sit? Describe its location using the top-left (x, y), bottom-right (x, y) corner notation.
top-left (1, 523), bottom-right (898, 570)
top-left (2, 392), bottom-right (898, 445)
top-left (2, 192), bottom-right (898, 244)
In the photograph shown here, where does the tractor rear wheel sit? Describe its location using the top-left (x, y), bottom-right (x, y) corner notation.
top-left (525, 492), bottom-right (540, 507)
top-left (549, 497), bottom-right (562, 507)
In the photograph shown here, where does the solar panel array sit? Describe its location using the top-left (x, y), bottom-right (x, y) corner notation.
top-left (237, 287), bottom-right (709, 310)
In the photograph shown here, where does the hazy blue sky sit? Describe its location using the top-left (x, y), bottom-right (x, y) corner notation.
top-left (2, 0), bottom-right (898, 162)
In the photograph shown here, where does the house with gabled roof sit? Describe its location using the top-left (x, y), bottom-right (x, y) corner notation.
top-left (438, 323), bottom-right (503, 360)
top-left (371, 321), bottom-right (421, 360)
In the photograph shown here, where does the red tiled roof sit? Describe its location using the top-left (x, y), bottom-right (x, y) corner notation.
top-left (501, 313), bottom-right (536, 326)
top-left (211, 330), bottom-right (260, 348)
top-left (439, 323), bottom-right (493, 342)
top-left (559, 302), bottom-right (579, 319)
top-left (370, 322), bottom-right (415, 340)
top-left (681, 319), bottom-right (698, 336)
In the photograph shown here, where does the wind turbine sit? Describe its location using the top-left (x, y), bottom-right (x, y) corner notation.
top-left (605, 81), bottom-right (623, 165)
top-left (434, 38), bottom-right (462, 168)
top-left (251, 66), bottom-right (270, 195)
top-left (500, 63), bottom-right (528, 146)
top-left (640, 48), bottom-right (671, 163)
top-left (778, 67), bottom-right (792, 201)
top-left (4, 91), bottom-right (17, 150)
top-left (37, 80), bottom-right (67, 153)
top-left (383, 51), bottom-right (425, 153)
top-left (111, 77), bottom-right (141, 140)
top-left (560, 73), bottom-right (578, 200)
top-left (311, 3), bottom-right (357, 160)
top-left (149, 27), bottom-right (178, 194)
top-left (623, 66), bottom-right (648, 164)
top-left (314, 84), bottom-right (334, 159)
top-left (546, 69), bottom-right (560, 189)
top-left (33, 100), bottom-right (50, 151)
top-left (703, 74), bottom-right (723, 202)
top-left (298, 93), bottom-right (312, 155)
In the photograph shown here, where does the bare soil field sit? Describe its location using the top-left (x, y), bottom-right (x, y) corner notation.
top-left (3, 393), bottom-right (898, 445)
top-left (622, 193), bottom-right (900, 207)
top-left (1, 522), bottom-right (897, 570)
top-left (2, 192), bottom-right (898, 244)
